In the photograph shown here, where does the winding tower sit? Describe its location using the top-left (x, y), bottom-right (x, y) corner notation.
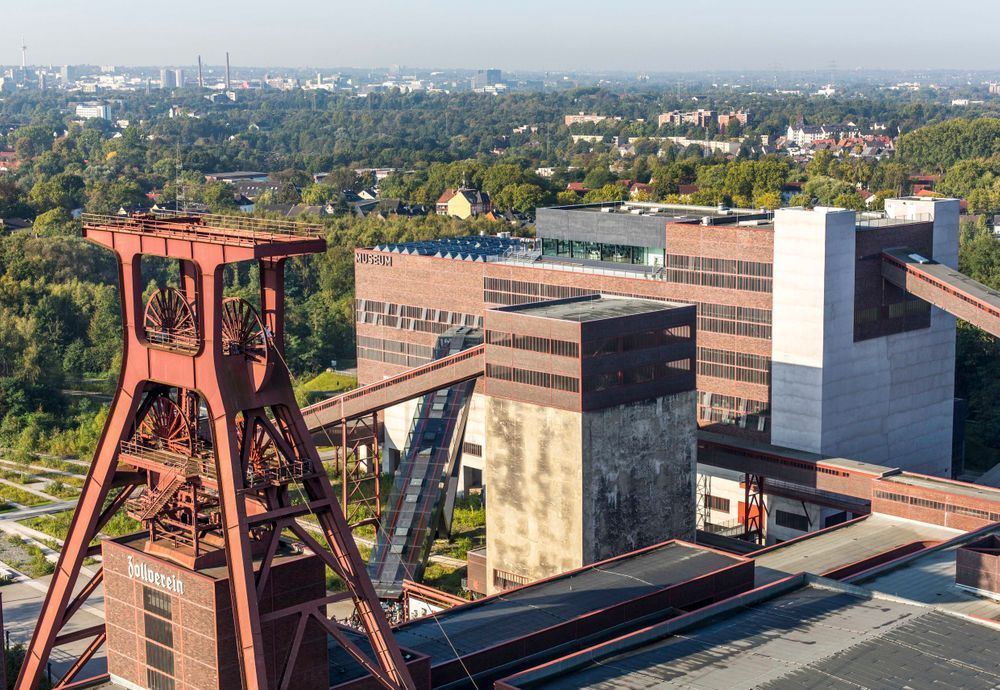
top-left (17, 213), bottom-right (414, 690)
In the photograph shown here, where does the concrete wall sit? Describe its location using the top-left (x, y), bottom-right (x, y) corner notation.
top-left (771, 201), bottom-right (957, 476)
top-left (485, 397), bottom-right (584, 593)
top-left (582, 392), bottom-right (697, 562)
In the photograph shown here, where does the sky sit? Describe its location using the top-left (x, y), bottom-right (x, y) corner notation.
top-left (2, 0), bottom-right (998, 73)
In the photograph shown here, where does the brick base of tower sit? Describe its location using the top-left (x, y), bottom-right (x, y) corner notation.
top-left (103, 534), bottom-right (328, 690)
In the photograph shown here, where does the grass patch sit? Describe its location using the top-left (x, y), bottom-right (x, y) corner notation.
top-left (32, 457), bottom-right (88, 475)
top-left (43, 481), bottom-right (80, 500)
top-left (0, 470), bottom-right (33, 484)
top-left (422, 563), bottom-right (466, 596)
top-left (0, 485), bottom-right (49, 507)
top-left (0, 534), bottom-right (53, 578)
top-left (21, 505), bottom-right (139, 544)
top-left (295, 370), bottom-right (357, 407)
top-left (431, 495), bottom-right (485, 561)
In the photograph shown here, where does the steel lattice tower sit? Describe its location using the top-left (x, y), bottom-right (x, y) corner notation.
top-left (16, 213), bottom-right (414, 690)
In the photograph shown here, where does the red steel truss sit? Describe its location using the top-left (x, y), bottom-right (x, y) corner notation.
top-left (742, 473), bottom-right (766, 545)
top-left (16, 213), bottom-right (414, 690)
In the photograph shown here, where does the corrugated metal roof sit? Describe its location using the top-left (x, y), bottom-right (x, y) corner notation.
top-left (852, 527), bottom-right (1000, 622)
top-left (515, 584), bottom-right (1000, 689)
top-left (393, 542), bottom-right (741, 664)
top-left (754, 513), bottom-right (962, 586)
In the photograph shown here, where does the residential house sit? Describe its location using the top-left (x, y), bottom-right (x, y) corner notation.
top-left (436, 187), bottom-right (491, 219)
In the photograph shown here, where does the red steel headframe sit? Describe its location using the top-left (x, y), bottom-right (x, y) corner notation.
top-left (16, 214), bottom-right (414, 690)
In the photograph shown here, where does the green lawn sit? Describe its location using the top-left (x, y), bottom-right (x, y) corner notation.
top-left (295, 370), bottom-right (357, 406)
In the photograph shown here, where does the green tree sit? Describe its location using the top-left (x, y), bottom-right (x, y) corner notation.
top-left (28, 173), bottom-right (85, 213)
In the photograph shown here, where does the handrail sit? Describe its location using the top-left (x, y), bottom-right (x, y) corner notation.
top-left (302, 344), bottom-right (485, 420)
top-left (82, 212), bottom-right (323, 244)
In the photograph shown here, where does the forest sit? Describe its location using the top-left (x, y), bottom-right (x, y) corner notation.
top-left (1, 88), bottom-right (1000, 471)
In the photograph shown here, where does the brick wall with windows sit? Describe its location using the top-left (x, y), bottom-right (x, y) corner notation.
top-left (103, 535), bottom-right (329, 690)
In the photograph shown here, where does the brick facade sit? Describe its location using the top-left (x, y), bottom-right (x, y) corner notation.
top-left (103, 535), bottom-right (328, 690)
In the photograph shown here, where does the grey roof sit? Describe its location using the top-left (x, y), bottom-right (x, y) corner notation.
top-left (754, 513), bottom-right (963, 586)
top-left (509, 582), bottom-right (1000, 689)
top-left (852, 526), bottom-right (1000, 622)
top-left (393, 542), bottom-right (743, 665)
top-left (495, 294), bottom-right (690, 323)
top-left (883, 472), bottom-right (1000, 504)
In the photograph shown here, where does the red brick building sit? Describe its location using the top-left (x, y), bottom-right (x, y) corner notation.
top-left (355, 199), bottom-right (960, 484)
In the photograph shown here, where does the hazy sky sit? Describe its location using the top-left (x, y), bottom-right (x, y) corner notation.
top-left (3, 0), bottom-right (997, 72)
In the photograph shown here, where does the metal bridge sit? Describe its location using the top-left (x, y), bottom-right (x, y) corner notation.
top-left (881, 248), bottom-right (1000, 338)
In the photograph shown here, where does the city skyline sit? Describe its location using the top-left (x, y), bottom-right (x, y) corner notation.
top-left (4, 0), bottom-right (999, 73)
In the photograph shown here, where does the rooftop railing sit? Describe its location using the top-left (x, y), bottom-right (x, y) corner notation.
top-left (82, 211), bottom-right (324, 244)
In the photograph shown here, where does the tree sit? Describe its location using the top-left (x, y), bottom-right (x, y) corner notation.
top-left (583, 184), bottom-right (627, 203)
top-left (31, 208), bottom-right (77, 237)
top-left (28, 173), bottom-right (85, 213)
top-left (582, 166), bottom-right (615, 189)
top-left (753, 191), bottom-right (782, 210)
top-left (556, 190), bottom-right (581, 205)
top-left (320, 168), bottom-right (361, 192)
top-left (202, 181), bottom-right (237, 212)
top-left (482, 164), bottom-right (524, 198)
top-left (301, 184), bottom-right (339, 204)
top-left (494, 183), bottom-right (545, 215)
top-left (833, 191), bottom-right (867, 212)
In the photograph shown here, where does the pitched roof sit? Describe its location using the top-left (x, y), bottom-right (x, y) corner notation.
top-left (437, 189), bottom-right (457, 204)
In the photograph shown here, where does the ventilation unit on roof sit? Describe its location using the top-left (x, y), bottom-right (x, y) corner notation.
top-left (956, 535), bottom-right (999, 598)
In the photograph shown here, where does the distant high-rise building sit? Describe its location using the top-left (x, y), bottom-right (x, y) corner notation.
top-left (472, 68), bottom-right (502, 90)
top-left (60, 65), bottom-right (73, 83)
top-left (160, 68), bottom-right (174, 89)
top-left (174, 68), bottom-right (184, 88)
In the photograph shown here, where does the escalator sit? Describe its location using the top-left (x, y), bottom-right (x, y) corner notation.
top-left (366, 327), bottom-right (482, 598)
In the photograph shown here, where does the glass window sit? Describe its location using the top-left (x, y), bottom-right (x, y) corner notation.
top-left (143, 586), bottom-right (172, 620)
top-left (542, 238), bottom-right (558, 256)
top-left (144, 613), bottom-right (173, 646)
top-left (145, 641), bottom-right (174, 675)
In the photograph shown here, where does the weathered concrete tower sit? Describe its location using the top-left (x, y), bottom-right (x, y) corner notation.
top-left (483, 295), bottom-right (697, 594)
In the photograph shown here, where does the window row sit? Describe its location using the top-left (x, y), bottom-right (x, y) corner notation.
top-left (356, 299), bottom-right (482, 334)
top-left (874, 491), bottom-right (1000, 522)
top-left (663, 269), bottom-right (772, 293)
top-left (704, 494), bottom-right (731, 512)
top-left (697, 303), bottom-right (772, 338)
top-left (774, 509), bottom-right (810, 532)
top-left (584, 359), bottom-right (691, 393)
top-left (697, 347), bottom-right (771, 385)
top-left (486, 330), bottom-right (580, 357)
top-left (665, 255), bottom-right (773, 278)
top-left (583, 326), bottom-right (692, 358)
top-left (357, 336), bottom-right (434, 367)
top-left (696, 391), bottom-right (770, 432)
top-left (486, 364), bottom-right (580, 392)
top-left (541, 238), bottom-right (662, 266)
top-left (855, 299), bottom-right (929, 325)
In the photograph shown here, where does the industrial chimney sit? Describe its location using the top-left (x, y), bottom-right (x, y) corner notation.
top-left (225, 52), bottom-right (231, 91)
top-left (198, 55), bottom-right (204, 89)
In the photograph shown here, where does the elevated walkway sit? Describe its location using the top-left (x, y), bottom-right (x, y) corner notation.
top-left (882, 248), bottom-right (1000, 337)
top-left (301, 344), bottom-right (485, 432)
top-left (367, 328), bottom-right (482, 599)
